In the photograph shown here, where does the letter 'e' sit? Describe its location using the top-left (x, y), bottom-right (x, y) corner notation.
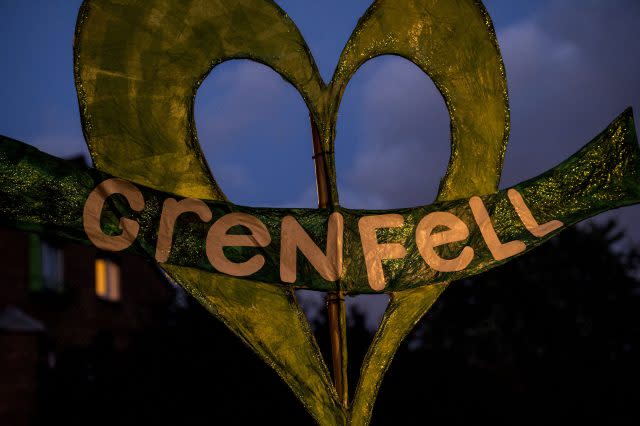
top-left (416, 212), bottom-right (474, 272)
top-left (206, 213), bottom-right (271, 277)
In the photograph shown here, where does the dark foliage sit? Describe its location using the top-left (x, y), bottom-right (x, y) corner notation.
top-left (35, 221), bottom-right (640, 425)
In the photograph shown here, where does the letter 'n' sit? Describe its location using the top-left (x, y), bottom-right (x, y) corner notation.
top-left (280, 213), bottom-right (343, 283)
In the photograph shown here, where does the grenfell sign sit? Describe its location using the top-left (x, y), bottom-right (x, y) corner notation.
top-left (0, 0), bottom-right (638, 424)
top-left (84, 182), bottom-right (565, 291)
top-left (75, 123), bottom-right (637, 294)
top-left (2, 108), bottom-right (638, 295)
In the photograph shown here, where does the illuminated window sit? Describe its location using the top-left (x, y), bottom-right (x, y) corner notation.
top-left (95, 258), bottom-right (121, 302)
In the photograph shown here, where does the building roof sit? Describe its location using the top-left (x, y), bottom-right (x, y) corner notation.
top-left (0, 306), bottom-right (45, 333)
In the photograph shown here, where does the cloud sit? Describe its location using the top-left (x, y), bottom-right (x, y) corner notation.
top-left (337, 57), bottom-right (451, 209)
top-left (23, 103), bottom-right (89, 161)
top-left (29, 133), bottom-right (89, 162)
top-left (339, 0), bottom-right (640, 243)
top-left (497, 0), bottom-right (640, 243)
top-left (195, 62), bottom-right (292, 152)
top-left (499, 0), bottom-right (640, 184)
top-left (194, 60), bottom-right (315, 206)
top-left (212, 163), bottom-right (251, 193)
top-left (281, 184), bottom-right (318, 209)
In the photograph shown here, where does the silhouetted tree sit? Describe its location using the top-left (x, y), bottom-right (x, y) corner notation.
top-left (35, 220), bottom-right (640, 425)
top-left (373, 220), bottom-right (640, 425)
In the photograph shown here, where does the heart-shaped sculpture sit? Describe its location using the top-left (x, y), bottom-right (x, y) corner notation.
top-left (73, 0), bottom-right (509, 423)
top-left (0, 0), bottom-right (637, 425)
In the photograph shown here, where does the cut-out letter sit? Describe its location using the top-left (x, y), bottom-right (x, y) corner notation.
top-left (206, 212), bottom-right (271, 276)
top-left (416, 212), bottom-right (474, 272)
top-left (83, 178), bottom-right (144, 252)
top-left (280, 212), bottom-right (343, 283)
top-left (469, 196), bottom-right (526, 261)
top-left (155, 198), bottom-right (213, 262)
top-left (358, 214), bottom-right (407, 291)
top-left (507, 188), bottom-right (563, 237)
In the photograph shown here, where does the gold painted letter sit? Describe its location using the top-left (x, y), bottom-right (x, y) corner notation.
top-left (206, 213), bottom-right (271, 276)
top-left (280, 212), bottom-right (343, 283)
top-left (155, 198), bottom-right (212, 262)
top-left (83, 178), bottom-right (144, 252)
top-left (358, 214), bottom-right (407, 291)
top-left (507, 188), bottom-right (563, 237)
top-left (416, 212), bottom-right (474, 272)
top-left (469, 196), bottom-right (526, 261)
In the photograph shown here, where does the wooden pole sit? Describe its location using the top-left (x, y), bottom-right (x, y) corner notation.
top-left (326, 290), bottom-right (348, 407)
top-left (309, 114), bottom-right (348, 408)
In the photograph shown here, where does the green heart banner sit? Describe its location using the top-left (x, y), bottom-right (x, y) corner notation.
top-left (1, 0), bottom-right (639, 424)
top-left (1, 110), bottom-right (639, 294)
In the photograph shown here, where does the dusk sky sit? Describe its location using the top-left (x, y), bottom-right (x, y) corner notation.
top-left (1, 1), bottom-right (639, 325)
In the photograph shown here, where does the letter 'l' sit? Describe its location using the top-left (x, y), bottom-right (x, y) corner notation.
top-left (469, 196), bottom-right (526, 261)
top-left (507, 188), bottom-right (563, 237)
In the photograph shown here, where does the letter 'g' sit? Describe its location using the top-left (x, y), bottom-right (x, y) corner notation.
top-left (83, 178), bottom-right (145, 251)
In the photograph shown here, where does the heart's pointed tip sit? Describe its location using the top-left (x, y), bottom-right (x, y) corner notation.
top-left (619, 107), bottom-right (639, 143)
top-left (610, 107), bottom-right (637, 142)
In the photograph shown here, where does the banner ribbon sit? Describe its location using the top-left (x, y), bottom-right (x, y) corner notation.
top-left (1, 108), bottom-right (638, 295)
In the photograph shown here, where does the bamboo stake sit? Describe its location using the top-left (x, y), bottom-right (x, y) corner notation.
top-left (309, 114), bottom-right (348, 408)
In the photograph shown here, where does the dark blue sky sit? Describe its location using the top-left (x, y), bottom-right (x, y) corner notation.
top-left (2, 1), bottom-right (639, 325)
